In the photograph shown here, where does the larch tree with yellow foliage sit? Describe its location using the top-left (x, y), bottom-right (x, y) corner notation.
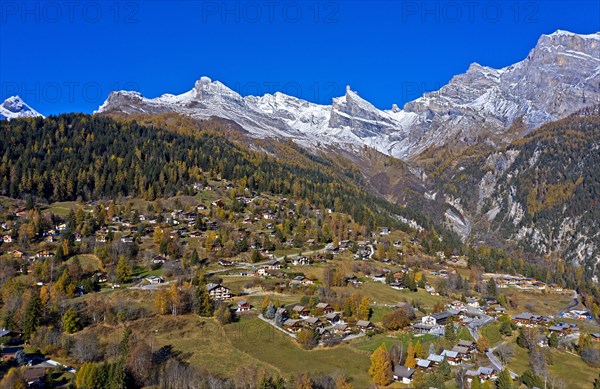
top-left (155, 289), bottom-right (170, 315)
top-left (369, 344), bottom-right (393, 386)
top-left (405, 341), bottom-right (417, 368)
top-left (358, 296), bottom-right (371, 320)
top-left (0, 368), bottom-right (27, 389)
top-left (414, 340), bottom-right (425, 358)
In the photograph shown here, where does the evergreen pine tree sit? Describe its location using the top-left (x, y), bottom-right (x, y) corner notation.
top-left (412, 369), bottom-right (425, 389)
top-left (497, 368), bottom-right (513, 389)
top-left (486, 278), bottom-right (498, 297)
top-left (439, 357), bottom-right (451, 380)
top-left (22, 294), bottom-right (42, 339)
top-left (548, 332), bottom-right (559, 348)
top-left (194, 282), bottom-right (213, 317)
top-left (190, 248), bottom-right (199, 265)
top-left (62, 307), bottom-right (81, 334)
top-left (517, 328), bottom-right (528, 348)
top-left (116, 255), bottom-right (132, 284)
top-left (445, 321), bottom-right (456, 341)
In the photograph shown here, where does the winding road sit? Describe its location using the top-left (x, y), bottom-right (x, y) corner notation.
top-left (558, 290), bottom-right (578, 317)
top-left (465, 307), bottom-right (519, 379)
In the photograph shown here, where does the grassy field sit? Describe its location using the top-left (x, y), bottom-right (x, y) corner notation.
top-left (352, 332), bottom-right (438, 354)
top-left (67, 254), bottom-right (103, 273)
top-left (223, 315), bottom-right (372, 386)
top-left (547, 348), bottom-right (599, 388)
top-left (271, 248), bottom-right (304, 257)
top-left (502, 287), bottom-right (572, 317)
top-left (77, 308), bottom-right (396, 386)
top-left (370, 305), bottom-right (393, 324)
top-left (480, 322), bottom-right (505, 347)
top-left (503, 335), bottom-right (599, 388)
top-left (133, 266), bottom-right (164, 279)
top-left (117, 315), bottom-right (273, 377)
top-left (221, 276), bottom-right (259, 294)
top-left (505, 339), bottom-right (531, 375)
top-left (349, 281), bottom-right (449, 308)
top-left (456, 326), bottom-right (473, 341)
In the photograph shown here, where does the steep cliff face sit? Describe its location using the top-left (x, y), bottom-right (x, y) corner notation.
top-left (430, 106), bottom-right (600, 281)
top-left (403, 31), bottom-right (600, 156)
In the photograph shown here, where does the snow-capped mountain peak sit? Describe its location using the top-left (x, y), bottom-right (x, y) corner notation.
top-left (0, 96), bottom-right (44, 120)
top-left (97, 30), bottom-right (600, 160)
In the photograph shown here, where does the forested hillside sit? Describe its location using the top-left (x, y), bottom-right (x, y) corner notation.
top-left (0, 114), bottom-right (458, 249)
top-left (428, 106), bottom-right (600, 286)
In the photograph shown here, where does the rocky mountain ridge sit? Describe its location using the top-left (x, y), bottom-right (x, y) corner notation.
top-left (98, 30), bottom-right (600, 160)
top-left (0, 96), bottom-right (44, 120)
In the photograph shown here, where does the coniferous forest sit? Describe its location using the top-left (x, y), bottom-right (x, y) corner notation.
top-left (0, 114), bottom-right (457, 246)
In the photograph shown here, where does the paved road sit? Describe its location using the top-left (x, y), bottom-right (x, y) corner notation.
top-left (129, 280), bottom-right (175, 290)
top-left (208, 245), bottom-right (332, 276)
top-left (485, 348), bottom-right (518, 379)
top-left (465, 307), bottom-right (518, 379)
top-left (464, 307), bottom-right (493, 341)
top-left (558, 290), bottom-right (578, 317)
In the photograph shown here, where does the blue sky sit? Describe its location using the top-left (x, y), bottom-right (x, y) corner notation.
top-left (1, 0), bottom-right (599, 115)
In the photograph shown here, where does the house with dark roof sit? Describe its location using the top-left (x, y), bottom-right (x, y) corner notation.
top-left (325, 312), bottom-right (341, 324)
top-left (393, 365), bottom-right (415, 384)
top-left (23, 367), bottom-right (47, 387)
top-left (422, 310), bottom-right (453, 326)
top-left (457, 339), bottom-right (476, 351)
top-left (356, 320), bottom-right (374, 331)
top-left (1, 346), bottom-right (23, 362)
top-left (512, 312), bottom-right (545, 326)
top-left (548, 322), bottom-right (579, 335)
top-left (451, 345), bottom-right (471, 360)
top-left (206, 283), bottom-right (231, 300)
top-left (303, 316), bottom-right (322, 328)
top-left (333, 323), bottom-right (350, 335)
top-left (290, 275), bottom-right (313, 285)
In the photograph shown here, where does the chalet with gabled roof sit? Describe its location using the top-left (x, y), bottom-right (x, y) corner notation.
top-left (8, 250), bottom-right (25, 258)
top-left (237, 301), bottom-right (250, 312)
top-left (303, 316), bottom-right (322, 328)
top-left (325, 312), bottom-right (340, 324)
top-left (441, 349), bottom-right (462, 364)
top-left (466, 366), bottom-right (497, 381)
top-left (315, 303), bottom-right (334, 314)
top-left (282, 319), bottom-right (302, 332)
top-left (292, 305), bottom-right (310, 317)
top-left (206, 283), bottom-right (231, 300)
top-left (415, 358), bottom-right (432, 371)
top-left (393, 365), bottom-right (415, 383)
top-left (356, 320), bottom-right (374, 331)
